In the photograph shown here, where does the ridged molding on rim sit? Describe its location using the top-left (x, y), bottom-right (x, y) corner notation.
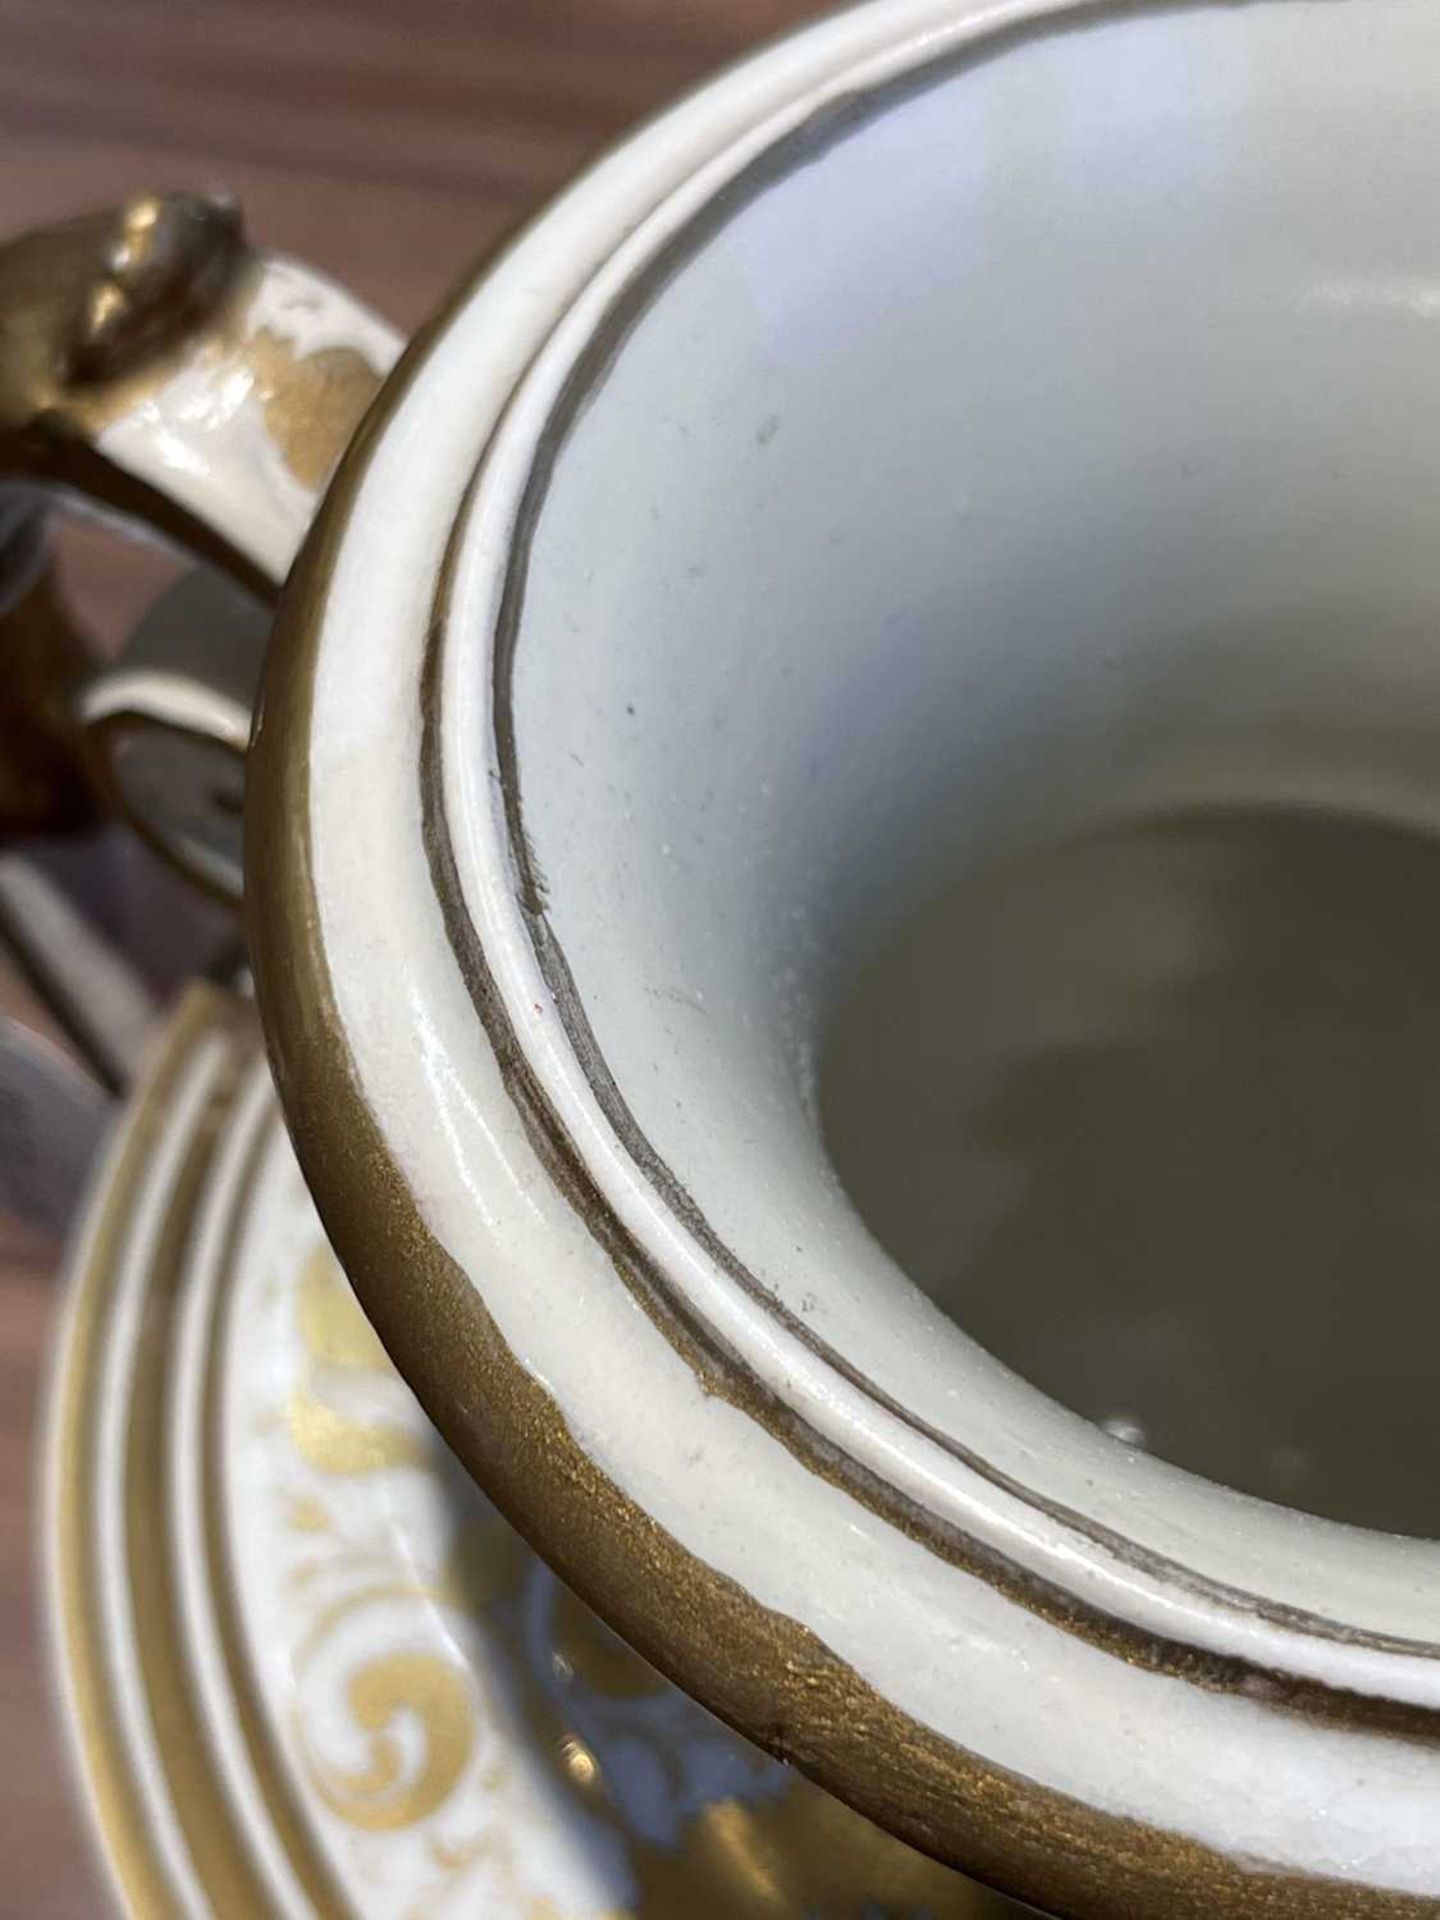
top-left (247, 0), bottom-right (1440, 1911)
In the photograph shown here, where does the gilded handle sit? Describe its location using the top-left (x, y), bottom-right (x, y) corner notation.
top-left (0, 192), bottom-right (403, 894)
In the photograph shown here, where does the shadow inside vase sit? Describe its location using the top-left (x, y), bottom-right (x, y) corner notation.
top-left (823, 805), bottom-right (1440, 1539)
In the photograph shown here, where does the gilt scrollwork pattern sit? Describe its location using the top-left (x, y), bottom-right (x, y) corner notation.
top-left (223, 1140), bottom-right (1005, 1918)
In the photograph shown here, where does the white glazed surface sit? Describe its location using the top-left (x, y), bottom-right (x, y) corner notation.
top-left (60, 244), bottom-right (402, 896)
top-left (434, 0), bottom-right (1440, 1688)
top-left (218, 1103), bottom-right (1006, 1916)
top-left (221, 1098), bottom-right (621, 1917)
top-left (47, 999), bottom-right (1014, 1917)
top-left (96, 257), bottom-right (398, 585)
top-left (283, 0), bottom-right (1440, 1898)
top-left (92, 1027), bottom-right (240, 1916)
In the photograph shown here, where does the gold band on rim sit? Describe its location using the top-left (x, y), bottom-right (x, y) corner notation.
top-left (48, 986), bottom-right (243, 1917)
top-left (46, 988), bottom-right (352, 1918)
top-left (245, 4), bottom-right (1440, 1912)
top-left (464, 46), bottom-right (1440, 1689)
top-left (247, 283), bottom-right (1439, 1920)
top-left (197, 1084), bottom-right (356, 1916)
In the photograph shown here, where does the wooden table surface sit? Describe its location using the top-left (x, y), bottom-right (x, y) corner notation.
top-left (0, 0), bottom-right (818, 1908)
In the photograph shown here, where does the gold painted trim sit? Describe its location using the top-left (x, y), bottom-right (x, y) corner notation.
top-left (47, 990), bottom-right (354, 1919)
top-left (199, 1094), bottom-right (358, 1918)
top-left (47, 984), bottom-right (234, 1919)
top-left (401, 4), bottom-right (1440, 1754)
top-left (118, 1014), bottom-right (284, 1915)
top-left (247, 282), bottom-right (1440, 1920)
top-left (0, 191), bottom-right (392, 896)
top-left (424, 448), bottom-right (1440, 1740)
top-left (0, 194), bottom-right (271, 598)
top-left (0, 189), bottom-right (387, 601)
top-left (245, 4), bottom-right (1440, 1911)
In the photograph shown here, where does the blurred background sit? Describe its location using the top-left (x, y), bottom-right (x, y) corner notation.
top-left (0, 0), bottom-right (819, 1907)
